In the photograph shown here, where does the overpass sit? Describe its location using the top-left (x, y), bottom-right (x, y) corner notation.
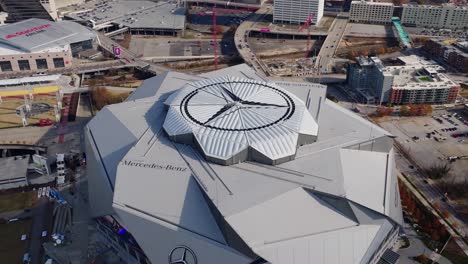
top-left (249, 27), bottom-right (328, 37)
top-left (0, 144), bottom-right (47, 154)
top-left (187, 0), bottom-right (261, 9)
top-left (234, 5), bottom-right (272, 76)
top-left (96, 33), bottom-right (170, 75)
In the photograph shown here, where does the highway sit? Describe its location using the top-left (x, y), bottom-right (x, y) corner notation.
top-left (234, 5), bottom-right (272, 76)
top-left (317, 13), bottom-right (348, 73)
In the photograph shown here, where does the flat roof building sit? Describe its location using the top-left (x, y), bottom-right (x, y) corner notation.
top-left (401, 4), bottom-right (468, 30)
top-left (273, 0), bottom-right (324, 25)
top-left (0, 156), bottom-right (29, 190)
top-left (85, 64), bottom-right (403, 264)
top-left (62, 0), bottom-right (186, 37)
top-left (349, 1), bottom-right (394, 25)
top-left (348, 55), bottom-right (460, 104)
top-left (424, 38), bottom-right (468, 73)
top-left (0, 18), bottom-right (95, 74)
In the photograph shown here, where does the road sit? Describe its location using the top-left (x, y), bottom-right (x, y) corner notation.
top-left (0, 60), bottom-right (126, 79)
top-left (394, 145), bottom-right (468, 255)
top-left (29, 198), bottom-right (53, 264)
top-left (234, 5), bottom-right (272, 76)
top-left (317, 14), bottom-right (348, 73)
top-left (96, 33), bottom-right (169, 75)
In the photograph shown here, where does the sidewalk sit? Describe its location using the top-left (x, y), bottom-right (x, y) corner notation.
top-left (398, 172), bottom-right (468, 256)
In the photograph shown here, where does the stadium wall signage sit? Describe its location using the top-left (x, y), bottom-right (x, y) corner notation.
top-left (122, 160), bottom-right (187, 172)
top-left (5, 24), bottom-right (52, 39)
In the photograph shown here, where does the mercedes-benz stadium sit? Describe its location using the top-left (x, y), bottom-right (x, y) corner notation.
top-left (85, 64), bottom-right (403, 264)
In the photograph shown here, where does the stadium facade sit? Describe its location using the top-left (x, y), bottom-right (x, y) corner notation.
top-left (85, 64), bottom-right (403, 264)
top-left (0, 18), bottom-right (95, 73)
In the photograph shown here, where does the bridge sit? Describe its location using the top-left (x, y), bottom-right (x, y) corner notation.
top-left (249, 27), bottom-right (328, 37)
top-left (0, 144), bottom-right (47, 155)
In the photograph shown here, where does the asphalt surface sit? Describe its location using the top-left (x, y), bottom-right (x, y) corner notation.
top-left (395, 148), bottom-right (468, 254)
top-left (29, 198), bottom-right (53, 264)
top-left (317, 15), bottom-right (348, 73)
top-left (235, 5), bottom-right (272, 75)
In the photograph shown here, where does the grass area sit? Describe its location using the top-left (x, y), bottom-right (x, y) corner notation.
top-left (0, 192), bottom-right (37, 214)
top-left (418, 76), bottom-right (433, 82)
top-left (0, 219), bottom-right (32, 264)
top-left (0, 96), bottom-right (58, 129)
top-left (460, 88), bottom-right (468, 99)
top-left (118, 81), bottom-right (142, 88)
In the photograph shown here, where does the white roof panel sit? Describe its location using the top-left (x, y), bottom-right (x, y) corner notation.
top-left (162, 76), bottom-right (319, 165)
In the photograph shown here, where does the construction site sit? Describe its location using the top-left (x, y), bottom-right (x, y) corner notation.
top-left (336, 23), bottom-right (400, 59)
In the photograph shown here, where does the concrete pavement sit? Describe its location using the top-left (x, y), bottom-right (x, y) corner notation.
top-left (234, 5), bottom-right (272, 76)
top-left (29, 198), bottom-right (53, 264)
top-left (398, 222), bottom-right (452, 264)
top-left (317, 14), bottom-right (348, 73)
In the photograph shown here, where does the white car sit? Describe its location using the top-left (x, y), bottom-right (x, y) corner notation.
top-left (41, 188), bottom-right (46, 197)
top-left (37, 188), bottom-right (43, 198)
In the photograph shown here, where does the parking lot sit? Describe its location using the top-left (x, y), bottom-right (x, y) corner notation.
top-left (129, 37), bottom-right (235, 59)
top-left (379, 111), bottom-right (468, 183)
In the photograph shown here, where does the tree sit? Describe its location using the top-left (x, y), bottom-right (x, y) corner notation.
top-left (439, 227), bottom-right (447, 238)
top-left (424, 163), bottom-right (451, 179)
top-left (421, 104), bottom-right (433, 115)
top-left (400, 105), bottom-right (410, 116)
top-left (90, 87), bottom-right (130, 110)
top-left (416, 254), bottom-right (429, 263)
top-left (360, 50), bottom-right (369, 57)
top-left (442, 210), bottom-right (450, 219)
top-left (431, 230), bottom-right (440, 241)
top-left (375, 106), bottom-right (394, 117)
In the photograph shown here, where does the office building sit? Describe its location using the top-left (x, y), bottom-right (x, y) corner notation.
top-left (401, 4), bottom-right (468, 30)
top-left (273, 0), bottom-right (324, 25)
top-left (349, 1), bottom-right (394, 24)
top-left (348, 55), bottom-right (460, 104)
top-left (85, 64), bottom-right (403, 264)
top-left (0, 18), bottom-right (95, 73)
top-left (424, 38), bottom-right (468, 73)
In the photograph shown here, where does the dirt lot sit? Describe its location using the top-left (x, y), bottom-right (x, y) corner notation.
top-left (249, 38), bottom-right (312, 57)
top-left (0, 95), bottom-right (57, 129)
top-left (0, 192), bottom-right (38, 214)
top-left (0, 219), bottom-right (32, 264)
top-left (379, 114), bottom-right (467, 183)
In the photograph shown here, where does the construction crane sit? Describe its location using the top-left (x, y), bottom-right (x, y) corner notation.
top-left (297, 14), bottom-right (316, 58)
top-left (197, 7), bottom-right (257, 70)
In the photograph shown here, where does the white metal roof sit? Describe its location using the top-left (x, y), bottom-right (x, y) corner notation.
top-left (86, 64), bottom-right (402, 264)
top-left (0, 18), bottom-right (95, 52)
top-left (163, 76), bottom-right (319, 165)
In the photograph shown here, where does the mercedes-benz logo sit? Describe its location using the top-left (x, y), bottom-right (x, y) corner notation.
top-left (169, 245), bottom-right (197, 264)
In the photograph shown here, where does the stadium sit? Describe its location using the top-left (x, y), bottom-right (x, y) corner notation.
top-left (85, 64), bottom-right (403, 264)
top-left (0, 18), bottom-right (95, 73)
